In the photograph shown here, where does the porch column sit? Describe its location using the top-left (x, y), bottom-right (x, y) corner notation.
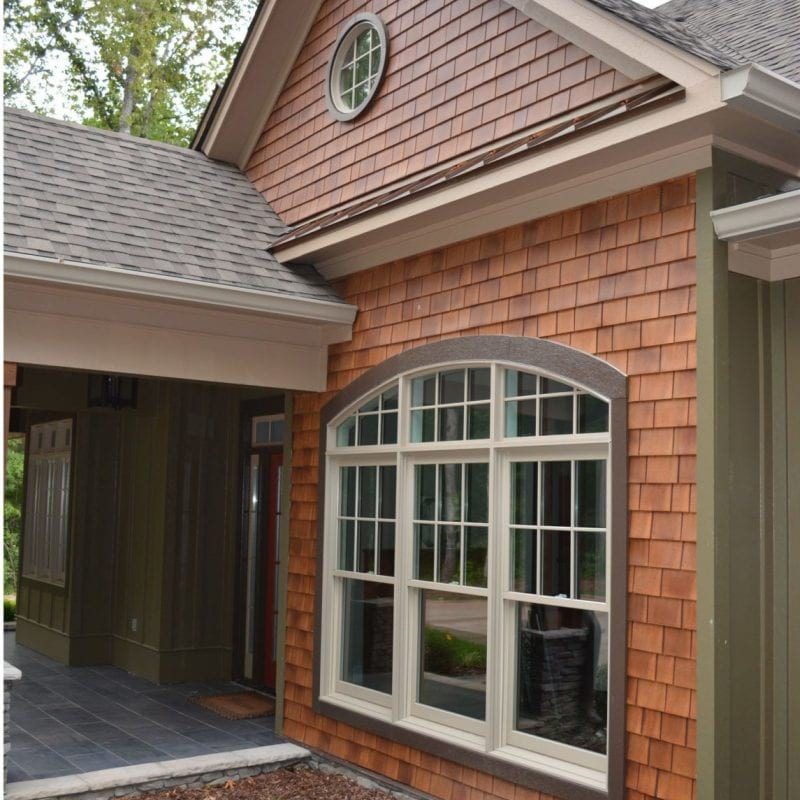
top-left (4, 362), bottom-right (17, 461)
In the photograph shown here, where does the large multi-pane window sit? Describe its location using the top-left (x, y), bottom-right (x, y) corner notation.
top-left (321, 360), bottom-right (614, 790)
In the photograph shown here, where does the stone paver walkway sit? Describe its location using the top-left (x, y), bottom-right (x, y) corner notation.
top-left (4, 633), bottom-right (280, 783)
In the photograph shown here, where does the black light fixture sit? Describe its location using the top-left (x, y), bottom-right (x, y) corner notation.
top-left (88, 374), bottom-right (138, 410)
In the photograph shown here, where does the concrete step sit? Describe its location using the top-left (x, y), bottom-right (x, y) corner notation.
top-left (5, 743), bottom-right (310, 800)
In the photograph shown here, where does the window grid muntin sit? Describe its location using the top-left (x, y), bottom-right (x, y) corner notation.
top-left (323, 360), bottom-right (612, 780)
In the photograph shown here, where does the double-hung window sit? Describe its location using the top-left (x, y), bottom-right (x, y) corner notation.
top-left (319, 342), bottom-right (624, 795)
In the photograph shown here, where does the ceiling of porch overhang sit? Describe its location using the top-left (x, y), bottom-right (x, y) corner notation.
top-left (2, 107), bottom-right (344, 307)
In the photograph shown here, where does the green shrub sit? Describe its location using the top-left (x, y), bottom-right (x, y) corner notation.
top-left (4, 597), bottom-right (16, 622)
top-left (424, 627), bottom-right (486, 676)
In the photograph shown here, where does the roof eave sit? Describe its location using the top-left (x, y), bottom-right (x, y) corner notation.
top-left (711, 189), bottom-right (800, 242)
top-left (4, 252), bottom-right (357, 327)
top-left (721, 63), bottom-right (800, 133)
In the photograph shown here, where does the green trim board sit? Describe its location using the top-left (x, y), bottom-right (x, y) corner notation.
top-left (696, 151), bottom-right (799, 800)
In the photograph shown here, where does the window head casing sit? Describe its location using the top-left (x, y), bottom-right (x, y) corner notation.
top-left (316, 337), bottom-right (628, 799)
top-left (325, 13), bottom-right (388, 122)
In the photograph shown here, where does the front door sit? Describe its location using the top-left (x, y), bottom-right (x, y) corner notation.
top-left (239, 411), bottom-right (284, 689)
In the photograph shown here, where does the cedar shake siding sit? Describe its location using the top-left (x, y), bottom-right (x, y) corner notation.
top-left (286, 176), bottom-right (697, 800)
top-left (246, 0), bottom-right (635, 225)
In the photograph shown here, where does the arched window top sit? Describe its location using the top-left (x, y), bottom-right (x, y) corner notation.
top-left (329, 339), bottom-right (620, 450)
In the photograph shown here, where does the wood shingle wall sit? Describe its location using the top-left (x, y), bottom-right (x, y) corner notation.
top-left (247, 0), bottom-right (633, 225)
top-left (286, 176), bottom-right (698, 800)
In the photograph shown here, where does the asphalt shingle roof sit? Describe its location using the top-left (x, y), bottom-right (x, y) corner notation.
top-left (586, 0), bottom-right (800, 82)
top-left (658, 0), bottom-right (800, 83)
top-left (3, 107), bottom-right (343, 304)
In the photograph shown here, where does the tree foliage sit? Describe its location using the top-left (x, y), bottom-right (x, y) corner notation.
top-left (4, 0), bottom-right (256, 145)
top-left (4, 439), bottom-right (25, 596)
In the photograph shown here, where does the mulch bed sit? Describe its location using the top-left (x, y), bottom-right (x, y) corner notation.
top-left (135, 766), bottom-right (395, 800)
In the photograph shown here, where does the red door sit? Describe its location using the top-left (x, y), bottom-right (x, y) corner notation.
top-left (262, 451), bottom-right (282, 688)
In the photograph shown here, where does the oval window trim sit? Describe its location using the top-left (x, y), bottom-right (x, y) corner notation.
top-left (325, 13), bottom-right (389, 122)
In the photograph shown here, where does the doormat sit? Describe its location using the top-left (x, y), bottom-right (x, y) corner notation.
top-left (189, 691), bottom-right (275, 720)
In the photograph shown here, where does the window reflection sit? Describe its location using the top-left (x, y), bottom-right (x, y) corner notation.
top-left (516, 603), bottom-right (607, 753)
top-left (419, 591), bottom-right (487, 721)
top-left (342, 579), bottom-right (393, 694)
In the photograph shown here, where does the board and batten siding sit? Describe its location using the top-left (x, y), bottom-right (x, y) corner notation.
top-left (286, 176), bottom-right (698, 800)
top-left (246, 0), bottom-right (634, 225)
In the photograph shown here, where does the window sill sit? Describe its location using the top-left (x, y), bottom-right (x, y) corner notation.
top-left (315, 695), bottom-right (609, 800)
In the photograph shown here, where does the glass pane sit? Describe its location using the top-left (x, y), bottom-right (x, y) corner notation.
top-left (412, 375), bottom-right (436, 407)
top-left (576, 532), bottom-right (605, 601)
top-left (513, 530), bottom-right (537, 593)
top-left (506, 399), bottom-right (536, 437)
top-left (379, 522), bottom-right (395, 576)
top-left (439, 369), bottom-right (465, 404)
top-left (467, 404), bottom-right (490, 439)
top-left (381, 386), bottom-right (398, 410)
top-left (576, 460), bottom-right (606, 528)
top-left (415, 524), bottom-right (435, 581)
top-left (269, 419), bottom-right (284, 443)
top-left (578, 394), bottom-right (609, 433)
top-left (468, 368), bottom-right (491, 401)
top-left (410, 408), bottom-right (435, 442)
top-left (355, 53), bottom-right (371, 85)
top-left (541, 531), bottom-right (571, 596)
top-left (254, 420), bottom-right (269, 444)
top-left (419, 591), bottom-right (487, 721)
top-left (437, 525), bottom-right (461, 584)
top-left (415, 464), bottom-right (436, 520)
top-left (355, 27), bottom-right (372, 57)
top-left (353, 80), bottom-right (369, 106)
top-left (339, 520), bottom-right (354, 570)
top-left (379, 466), bottom-right (396, 519)
top-left (340, 88), bottom-right (354, 110)
top-left (358, 413), bottom-right (379, 445)
top-left (340, 466), bottom-right (356, 517)
top-left (359, 396), bottom-right (380, 413)
top-left (358, 521), bottom-right (376, 573)
top-left (506, 370), bottom-right (537, 398)
top-left (342, 579), bottom-right (393, 695)
top-left (439, 406), bottom-right (464, 441)
top-left (541, 377), bottom-right (572, 394)
top-left (465, 463), bottom-right (488, 523)
top-left (465, 526), bottom-right (488, 588)
top-left (542, 461), bottom-right (571, 527)
top-left (340, 62), bottom-right (354, 94)
top-left (358, 466), bottom-right (377, 518)
top-left (515, 603), bottom-right (608, 753)
top-left (381, 411), bottom-right (398, 444)
top-left (438, 463), bottom-right (462, 521)
top-left (540, 395), bottom-right (573, 435)
top-left (511, 462), bottom-right (537, 525)
top-left (337, 416), bottom-right (356, 447)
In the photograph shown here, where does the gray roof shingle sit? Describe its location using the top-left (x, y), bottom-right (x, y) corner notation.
top-left (3, 107), bottom-right (344, 304)
top-left (586, 0), bottom-right (800, 82)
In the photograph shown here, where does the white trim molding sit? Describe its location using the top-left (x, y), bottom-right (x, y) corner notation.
top-left (4, 254), bottom-right (357, 390)
top-left (721, 64), bottom-right (800, 133)
top-left (711, 189), bottom-right (800, 282)
top-left (4, 253), bottom-right (357, 327)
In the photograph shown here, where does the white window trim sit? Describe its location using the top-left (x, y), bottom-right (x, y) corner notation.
top-left (320, 360), bottom-right (612, 788)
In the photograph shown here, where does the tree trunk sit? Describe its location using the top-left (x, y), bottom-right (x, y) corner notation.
top-left (118, 40), bottom-right (140, 134)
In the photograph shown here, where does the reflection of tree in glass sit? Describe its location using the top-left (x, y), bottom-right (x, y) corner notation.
top-left (424, 627), bottom-right (487, 676)
top-left (440, 463), bottom-right (461, 583)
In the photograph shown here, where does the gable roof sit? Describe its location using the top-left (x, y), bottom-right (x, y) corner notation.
top-left (3, 107), bottom-right (343, 305)
top-left (586, 0), bottom-right (800, 82)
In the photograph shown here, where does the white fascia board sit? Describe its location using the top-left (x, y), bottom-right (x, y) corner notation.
top-left (710, 189), bottom-right (800, 243)
top-left (721, 64), bottom-right (800, 133)
top-left (505, 0), bottom-right (720, 86)
top-left (3, 252), bottom-right (357, 327)
top-left (200, 0), bottom-right (324, 168)
top-left (274, 78), bottom-right (723, 276)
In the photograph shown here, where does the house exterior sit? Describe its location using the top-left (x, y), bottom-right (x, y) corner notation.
top-left (3, 1), bottom-right (800, 800)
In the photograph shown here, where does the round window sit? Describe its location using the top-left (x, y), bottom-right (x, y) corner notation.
top-left (325, 14), bottom-right (388, 122)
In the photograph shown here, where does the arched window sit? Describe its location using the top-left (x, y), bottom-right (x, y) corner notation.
top-left (315, 337), bottom-right (626, 796)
